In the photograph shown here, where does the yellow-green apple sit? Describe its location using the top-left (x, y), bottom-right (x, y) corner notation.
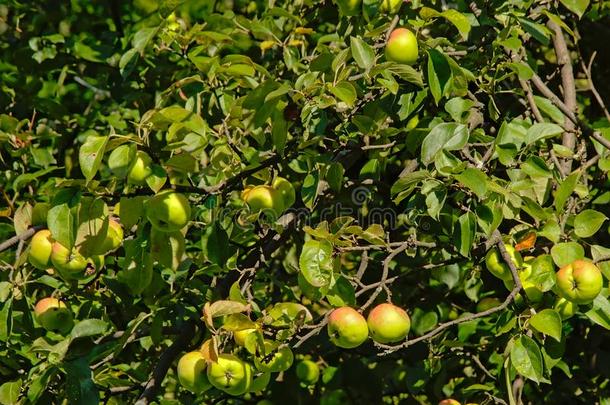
top-left (146, 190), bottom-right (191, 232)
top-left (177, 351), bottom-right (212, 394)
top-left (90, 218), bottom-right (123, 255)
top-left (556, 260), bottom-right (603, 304)
top-left (254, 340), bottom-right (294, 373)
top-left (336, 0), bottom-right (361, 16)
top-left (51, 242), bottom-right (89, 277)
top-left (234, 327), bottom-right (259, 346)
top-left (485, 244), bottom-right (522, 281)
top-left (367, 303), bottom-right (410, 344)
top-left (242, 185), bottom-right (284, 219)
top-left (249, 371), bottom-right (271, 393)
top-left (439, 400), bottom-right (461, 405)
top-left (554, 297), bottom-right (577, 320)
top-left (28, 229), bottom-right (54, 270)
top-left (127, 151), bottom-right (153, 184)
top-left (385, 28), bottom-right (418, 65)
top-left (150, 228), bottom-right (185, 270)
top-left (34, 297), bottom-right (73, 334)
top-left (295, 359), bottom-right (319, 386)
top-left (327, 307), bottom-right (369, 348)
top-left (272, 177), bottom-right (296, 210)
top-left (379, 0), bottom-right (402, 13)
top-left (476, 297), bottom-right (502, 312)
top-left (207, 354), bottom-right (253, 395)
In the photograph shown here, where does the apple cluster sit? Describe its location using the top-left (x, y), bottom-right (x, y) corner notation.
top-left (241, 177), bottom-right (296, 220)
top-left (485, 243), bottom-right (604, 319)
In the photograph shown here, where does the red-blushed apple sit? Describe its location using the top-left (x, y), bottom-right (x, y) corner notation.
top-left (336, 0), bottom-right (361, 16)
top-left (556, 259), bottom-right (603, 304)
top-left (296, 359), bottom-right (320, 386)
top-left (177, 351), bottom-right (212, 394)
top-left (34, 297), bottom-right (73, 334)
top-left (385, 28), bottom-right (418, 65)
top-left (146, 190), bottom-right (191, 232)
top-left (367, 303), bottom-right (410, 344)
top-left (207, 354), bottom-right (253, 395)
top-left (51, 242), bottom-right (89, 277)
top-left (28, 229), bottom-right (54, 270)
top-left (327, 306), bottom-right (369, 348)
top-left (254, 340), bottom-right (294, 373)
top-left (127, 150), bottom-right (153, 184)
top-left (438, 400), bottom-right (461, 405)
top-left (475, 297), bottom-right (502, 313)
top-left (485, 244), bottom-right (522, 281)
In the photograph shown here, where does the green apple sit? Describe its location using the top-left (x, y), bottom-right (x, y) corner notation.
top-left (295, 359), bottom-right (319, 386)
top-left (556, 260), bottom-right (602, 304)
top-left (336, 0), bottom-right (361, 16)
top-left (249, 371), bottom-right (271, 393)
top-left (51, 242), bottom-right (89, 277)
top-left (242, 185), bottom-right (284, 219)
top-left (90, 218), bottom-right (123, 255)
top-left (108, 144), bottom-right (135, 178)
top-left (127, 151), bottom-right (153, 184)
top-left (385, 28), bottom-right (418, 65)
top-left (177, 351), bottom-right (212, 394)
top-left (367, 303), bottom-right (410, 344)
top-left (34, 297), bottom-right (73, 334)
top-left (485, 244), bottom-right (523, 281)
top-left (146, 190), bottom-right (191, 232)
top-left (207, 354), bottom-right (253, 396)
top-left (476, 297), bottom-right (502, 312)
top-left (272, 177), bottom-right (296, 210)
top-left (327, 307), bottom-right (369, 348)
top-left (150, 228), bottom-right (185, 270)
top-left (379, 0), bottom-right (402, 13)
top-left (254, 340), bottom-right (294, 373)
top-left (554, 297), bottom-right (577, 320)
top-left (28, 229), bottom-right (54, 270)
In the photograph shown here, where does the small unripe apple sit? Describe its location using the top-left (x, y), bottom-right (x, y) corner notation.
top-left (146, 190), bottom-right (191, 232)
top-left (34, 297), bottom-right (73, 334)
top-left (439, 400), bottom-right (461, 405)
top-left (379, 0), bottom-right (402, 14)
top-left (475, 297), bottom-right (502, 313)
top-left (127, 151), bottom-right (153, 184)
top-left (254, 340), bottom-right (294, 373)
top-left (367, 303), bottom-right (410, 344)
top-left (108, 144), bottom-right (135, 178)
top-left (327, 307), bottom-right (369, 348)
top-left (295, 359), bottom-right (320, 386)
top-left (243, 185), bottom-right (284, 219)
top-left (272, 177), bottom-right (296, 210)
top-left (91, 218), bottom-right (123, 255)
top-left (177, 351), bottom-right (212, 394)
top-left (28, 229), bottom-right (54, 270)
top-left (485, 244), bottom-right (522, 281)
top-left (554, 297), bottom-right (577, 320)
top-left (556, 260), bottom-right (603, 304)
top-left (336, 0), bottom-right (361, 16)
top-left (207, 354), bottom-right (253, 396)
top-left (385, 28), bottom-right (418, 65)
top-left (51, 242), bottom-right (89, 277)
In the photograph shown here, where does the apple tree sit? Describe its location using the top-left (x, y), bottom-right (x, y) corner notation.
top-left (1, 0), bottom-right (610, 404)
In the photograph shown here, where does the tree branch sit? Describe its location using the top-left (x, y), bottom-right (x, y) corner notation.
top-left (0, 226), bottom-right (43, 254)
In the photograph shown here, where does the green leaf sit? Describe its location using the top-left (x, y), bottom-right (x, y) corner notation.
top-left (440, 9), bottom-right (471, 39)
top-left (330, 81), bottom-right (357, 107)
top-left (533, 96), bottom-right (565, 124)
top-left (525, 123), bottom-right (563, 145)
top-left (529, 309), bottom-right (562, 342)
top-left (302, 172), bottom-right (319, 209)
top-left (207, 300), bottom-right (248, 318)
top-left (79, 135), bottom-right (108, 182)
top-left (47, 203), bottom-right (74, 249)
top-left (585, 294), bottom-right (610, 330)
top-left (0, 380), bottom-right (21, 405)
top-left (528, 255), bottom-right (557, 292)
top-left (559, 0), bottom-right (590, 18)
top-left (574, 209), bottom-right (607, 238)
top-left (0, 298), bottom-right (12, 342)
top-left (551, 242), bottom-right (585, 267)
top-left (510, 335), bottom-right (545, 383)
top-left (350, 37), bottom-right (375, 71)
top-left (118, 196), bottom-right (146, 229)
top-left (326, 163), bottom-right (344, 193)
top-left (427, 49), bottom-right (452, 104)
top-left (454, 168), bottom-right (487, 198)
top-left (64, 358), bottom-right (99, 405)
top-left (453, 212), bottom-right (476, 257)
top-left (411, 308), bottom-right (438, 336)
top-left (299, 240), bottom-right (333, 288)
top-left (70, 319), bottom-right (108, 339)
top-left (224, 64), bottom-right (256, 77)
top-left (202, 222), bottom-right (232, 266)
top-left (326, 277), bottom-right (356, 307)
top-left (421, 123), bottom-right (469, 164)
top-left (554, 171), bottom-right (579, 212)
top-left (118, 237), bottom-right (153, 294)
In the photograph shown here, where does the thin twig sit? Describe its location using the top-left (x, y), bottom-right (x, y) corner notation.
top-left (0, 226), bottom-right (43, 254)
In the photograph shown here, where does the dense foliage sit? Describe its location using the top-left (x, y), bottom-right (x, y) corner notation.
top-left (2, 0), bottom-right (610, 404)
